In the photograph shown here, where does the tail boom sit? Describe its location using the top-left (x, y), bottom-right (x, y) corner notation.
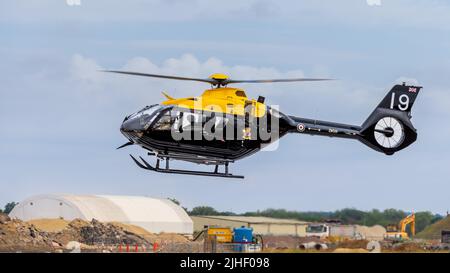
top-left (288, 116), bottom-right (362, 140)
top-left (286, 83), bottom-right (422, 155)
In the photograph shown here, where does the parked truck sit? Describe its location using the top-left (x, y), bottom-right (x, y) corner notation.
top-left (305, 223), bottom-right (362, 239)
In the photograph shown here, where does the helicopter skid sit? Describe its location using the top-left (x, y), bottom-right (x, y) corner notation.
top-left (129, 154), bottom-right (244, 179)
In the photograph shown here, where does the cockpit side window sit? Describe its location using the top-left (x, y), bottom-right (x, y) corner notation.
top-left (235, 90), bottom-right (247, 97)
top-left (153, 109), bottom-right (176, 131)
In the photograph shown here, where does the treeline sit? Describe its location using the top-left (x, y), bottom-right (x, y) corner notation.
top-left (0, 202), bottom-right (18, 214)
top-left (187, 205), bottom-right (443, 234)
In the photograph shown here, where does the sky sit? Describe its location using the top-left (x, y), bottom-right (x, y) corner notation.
top-left (1, 0), bottom-right (450, 214)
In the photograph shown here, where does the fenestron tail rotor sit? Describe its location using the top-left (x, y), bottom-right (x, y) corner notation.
top-left (101, 70), bottom-right (333, 87)
top-left (374, 117), bottom-right (405, 149)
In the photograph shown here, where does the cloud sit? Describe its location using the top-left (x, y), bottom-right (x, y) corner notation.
top-left (0, 0), bottom-right (273, 23)
top-left (366, 0), bottom-right (381, 7)
top-left (68, 53), bottom-right (380, 125)
top-left (70, 53), bottom-right (309, 99)
top-left (3, 0), bottom-right (450, 30)
top-left (70, 54), bottom-right (103, 83)
top-left (394, 77), bottom-right (420, 86)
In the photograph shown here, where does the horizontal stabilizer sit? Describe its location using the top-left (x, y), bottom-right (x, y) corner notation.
top-left (116, 141), bottom-right (133, 150)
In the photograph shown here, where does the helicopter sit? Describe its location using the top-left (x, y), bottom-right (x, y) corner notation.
top-left (104, 70), bottom-right (422, 179)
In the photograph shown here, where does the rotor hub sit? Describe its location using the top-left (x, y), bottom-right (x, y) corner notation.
top-left (209, 73), bottom-right (229, 87)
top-left (208, 73), bottom-right (229, 81)
top-left (383, 127), bottom-right (395, 138)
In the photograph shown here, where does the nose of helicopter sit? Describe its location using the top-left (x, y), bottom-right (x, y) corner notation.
top-left (120, 104), bottom-right (161, 137)
top-left (120, 116), bottom-right (144, 133)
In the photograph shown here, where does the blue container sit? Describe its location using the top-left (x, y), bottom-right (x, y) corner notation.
top-left (233, 226), bottom-right (253, 243)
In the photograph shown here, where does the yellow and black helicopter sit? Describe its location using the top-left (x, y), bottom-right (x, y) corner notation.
top-left (105, 70), bottom-right (422, 179)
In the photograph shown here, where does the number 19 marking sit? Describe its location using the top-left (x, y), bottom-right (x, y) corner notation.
top-left (390, 92), bottom-right (410, 111)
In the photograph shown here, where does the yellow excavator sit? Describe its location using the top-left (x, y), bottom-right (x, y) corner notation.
top-left (385, 213), bottom-right (415, 241)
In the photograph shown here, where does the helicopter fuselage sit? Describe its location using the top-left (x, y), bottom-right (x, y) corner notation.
top-left (120, 103), bottom-right (292, 164)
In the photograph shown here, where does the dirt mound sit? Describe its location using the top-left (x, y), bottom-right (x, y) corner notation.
top-left (78, 221), bottom-right (188, 244)
top-left (335, 239), bottom-right (369, 249)
top-left (333, 248), bottom-right (369, 253)
top-left (27, 219), bottom-right (69, 232)
top-left (49, 219), bottom-right (88, 245)
top-left (264, 235), bottom-right (303, 249)
top-left (0, 212), bottom-right (10, 224)
top-left (52, 219), bottom-right (148, 246)
top-left (68, 218), bottom-right (90, 229)
top-left (391, 242), bottom-right (426, 252)
top-left (0, 218), bottom-right (190, 252)
top-left (416, 216), bottom-right (450, 240)
top-left (149, 232), bottom-right (189, 243)
top-left (0, 218), bottom-right (147, 252)
top-left (110, 222), bottom-right (153, 237)
top-left (355, 225), bottom-right (386, 240)
top-left (0, 219), bottom-right (54, 252)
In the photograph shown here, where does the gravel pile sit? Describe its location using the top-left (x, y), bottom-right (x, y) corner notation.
top-left (0, 216), bottom-right (54, 252)
top-left (0, 216), bottom-right (190, 252)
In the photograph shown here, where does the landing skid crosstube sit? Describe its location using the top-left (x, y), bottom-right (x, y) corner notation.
top-left (129, 154), bottom-right (244, 179)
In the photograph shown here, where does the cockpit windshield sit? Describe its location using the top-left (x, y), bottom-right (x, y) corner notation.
top-left (127, 104), bottom-right (163, 130)
top-left (128, 104), bottom-right (158, 118)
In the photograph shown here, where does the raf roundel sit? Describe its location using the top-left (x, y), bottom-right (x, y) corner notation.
top-left (297, 123), bottom-right (305, 132)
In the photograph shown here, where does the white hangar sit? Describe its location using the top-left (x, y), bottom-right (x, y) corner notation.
top-left (9, 194), bottom-right (193, 235)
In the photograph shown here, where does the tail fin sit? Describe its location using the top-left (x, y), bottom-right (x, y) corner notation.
top-left (359, 83), bottom-right (422, 155)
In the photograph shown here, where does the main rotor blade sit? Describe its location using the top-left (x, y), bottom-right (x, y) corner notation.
top-left (102, 70), bottom-right (334, 86)
top-left (224, 78), bottom-right (333, 84)
top-left (101, 70), bottom-right (215, 84)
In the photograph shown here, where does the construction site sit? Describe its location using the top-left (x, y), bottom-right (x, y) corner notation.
top-left (1, 194), bottom-right (449, 253)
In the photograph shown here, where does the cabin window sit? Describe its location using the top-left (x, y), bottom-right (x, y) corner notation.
top-left (235, 90), bottom-right (246, 97)
top-left (153, 110), bottom-right (175, 131)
